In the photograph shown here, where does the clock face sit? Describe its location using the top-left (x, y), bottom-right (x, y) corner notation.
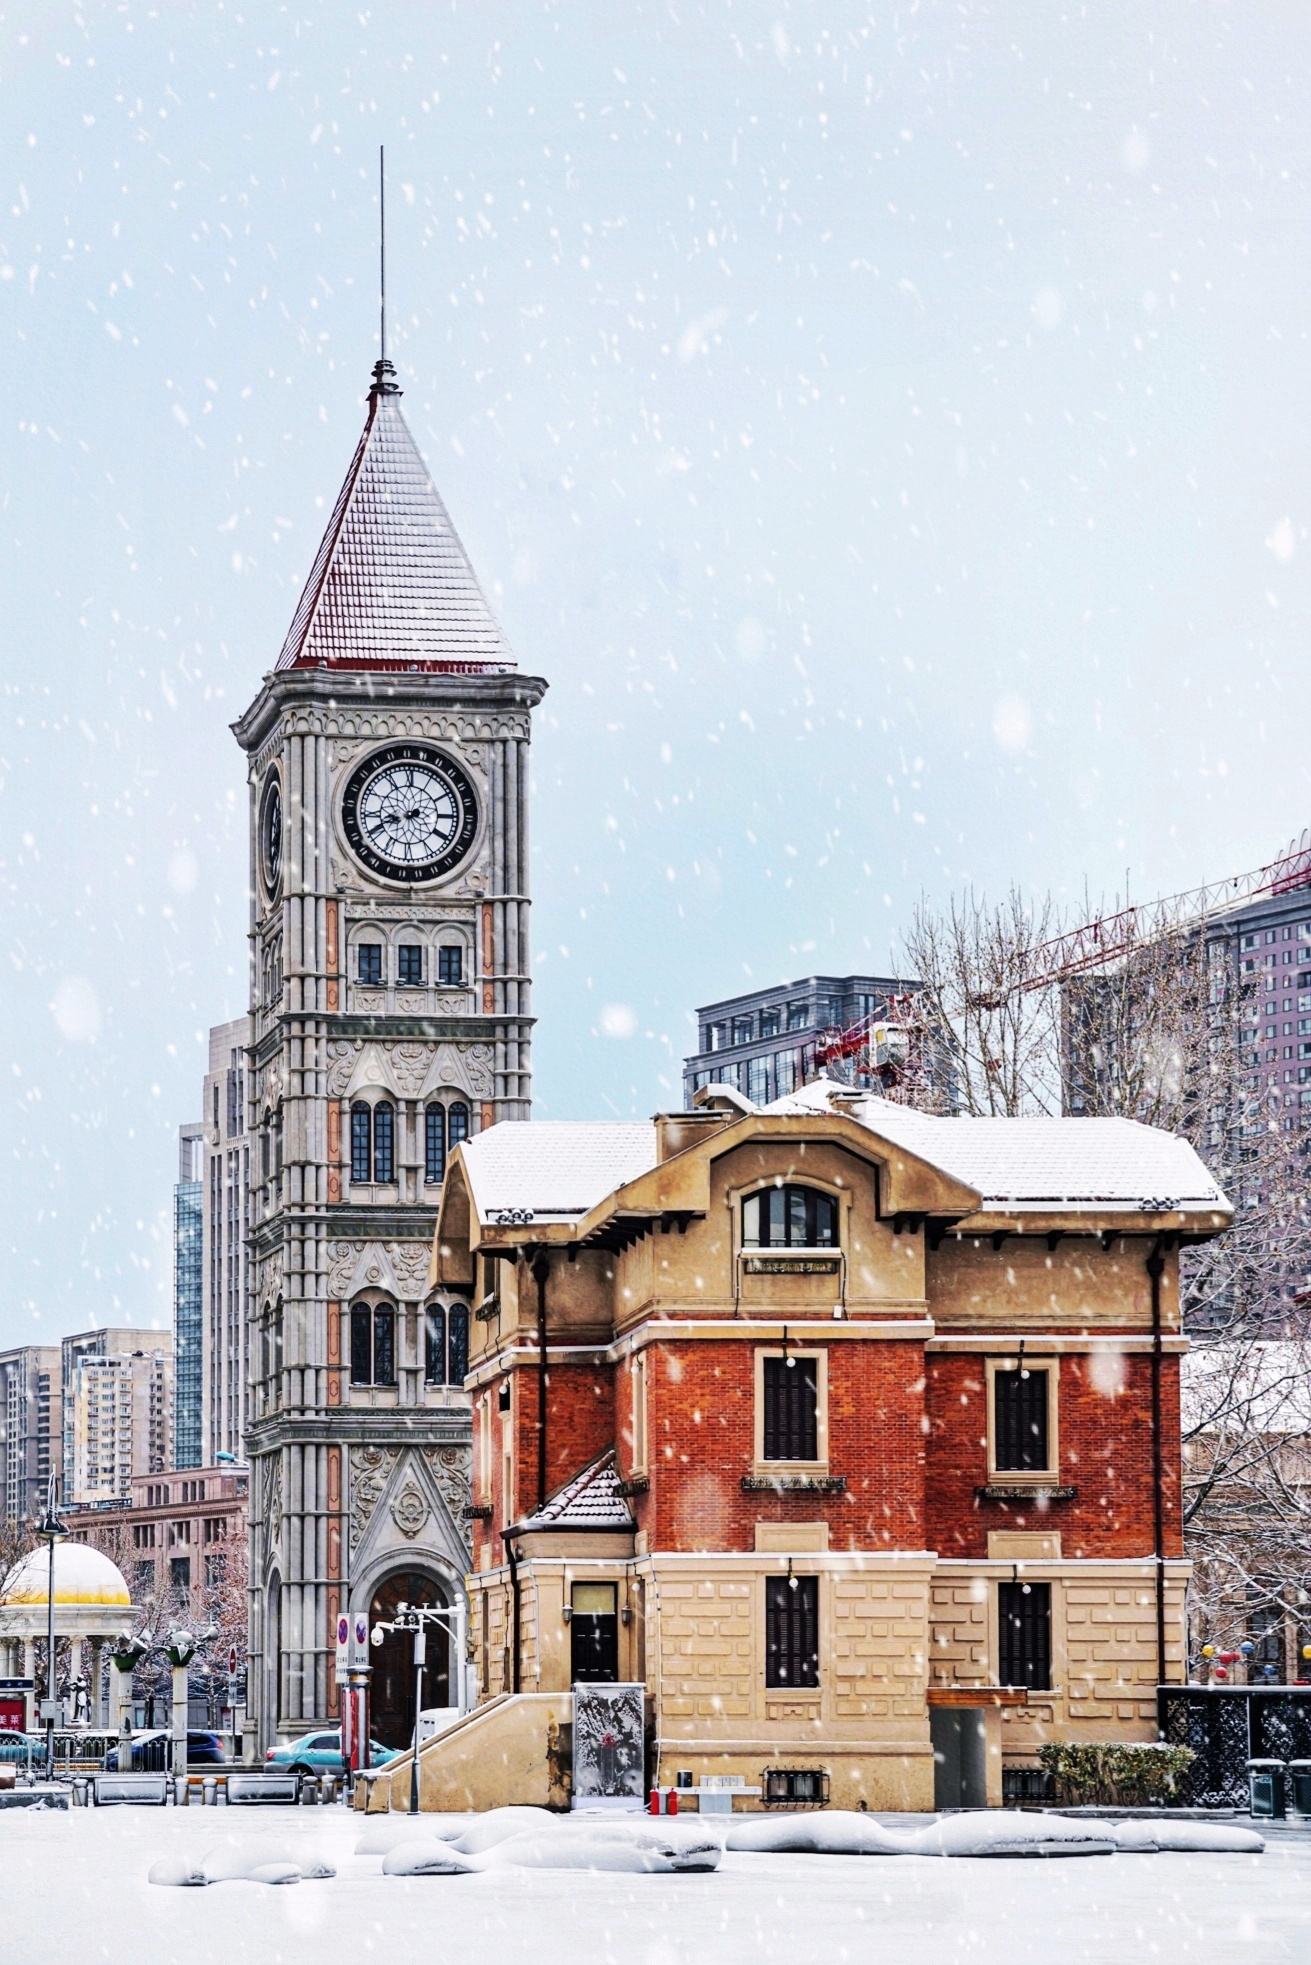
top-left (341, 744), bottom-right (478, 883)
top-left (260, 775), bottom-right (283, 893)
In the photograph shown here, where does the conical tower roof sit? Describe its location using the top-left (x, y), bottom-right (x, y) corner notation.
top-left (276, 360), bottom-right (515, 674)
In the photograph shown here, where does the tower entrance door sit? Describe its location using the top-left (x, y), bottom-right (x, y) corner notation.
top-left (368, 1571), bottom-right (450, 1750)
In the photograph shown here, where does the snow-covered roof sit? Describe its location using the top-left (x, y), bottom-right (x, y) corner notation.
top-left (517, 1450), bottom-right (635, 1533)
top-left (277, 370), bottom-right (516, 674)
top-left (460, 1121), bottom-right (658, 1223)
top-left (762, 1079), bottom-right (1228, 1216)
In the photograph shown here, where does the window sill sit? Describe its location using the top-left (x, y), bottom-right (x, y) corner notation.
top-left (976, 1481), bottom-right (1075, 1503)
top-left (764, 1684), bottom-right (822, 1699)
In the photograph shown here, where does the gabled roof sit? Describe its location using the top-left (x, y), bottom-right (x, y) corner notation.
top-left (516, 1449), bottom-right (635, 1533)
top-left (459, 1120), bottom-right (658, 1223)
top-left (276, 363), bottom-right (515, 674)
top-left (762, 1081), bottom-right (1228, 1215)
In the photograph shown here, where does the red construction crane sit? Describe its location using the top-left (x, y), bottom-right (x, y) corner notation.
top-left (809, 831), bottom-right (1311, 1087)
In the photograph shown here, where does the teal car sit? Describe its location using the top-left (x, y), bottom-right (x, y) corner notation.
top-left (265, 1728), bottom-right (398, 1774)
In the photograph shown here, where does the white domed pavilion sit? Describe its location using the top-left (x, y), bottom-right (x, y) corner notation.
top-left (0, 1542), bottom-right (135, 1730)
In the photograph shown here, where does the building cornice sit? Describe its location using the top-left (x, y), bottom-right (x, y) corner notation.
top-left (233, 666), bottom-right (548, 754)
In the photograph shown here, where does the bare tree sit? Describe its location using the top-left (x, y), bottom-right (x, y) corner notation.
top-left (900, 886), bottom-right (1065, 1115)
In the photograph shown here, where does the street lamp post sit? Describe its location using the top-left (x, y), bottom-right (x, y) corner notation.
top-left (36, 1477), bottom-right (68, 1784)
top-left (370, 1600), bottom-right (466, 1817)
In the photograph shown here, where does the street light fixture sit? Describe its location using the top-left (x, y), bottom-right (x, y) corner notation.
top-left (370, 1601), bottom-right (466, 1817)
top-left (36, 1475), bottom-right (68, 1783)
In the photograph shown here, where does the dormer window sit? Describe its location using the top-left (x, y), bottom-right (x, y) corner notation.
top-left (742, 1184), bottom-right (838, 1249)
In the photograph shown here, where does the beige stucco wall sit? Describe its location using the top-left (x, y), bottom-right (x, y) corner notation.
top-left (643, 1550), bottom-right (936, 1812)
top-left (930, 1557), bottom-right (1189, 1763)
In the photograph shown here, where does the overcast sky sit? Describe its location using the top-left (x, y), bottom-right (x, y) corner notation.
top-left (4, 1), bottom-right (1311, 1344)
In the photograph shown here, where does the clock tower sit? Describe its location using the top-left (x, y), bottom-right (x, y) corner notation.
top-left (233, 353), bottom-right (546, 1754)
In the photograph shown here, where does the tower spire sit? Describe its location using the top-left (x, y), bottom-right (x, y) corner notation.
top-left (371, 143), bottom-right (399, 398)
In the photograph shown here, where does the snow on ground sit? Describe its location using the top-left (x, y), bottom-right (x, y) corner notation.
top-left (3, 1805), bottom-right (1308, 1965)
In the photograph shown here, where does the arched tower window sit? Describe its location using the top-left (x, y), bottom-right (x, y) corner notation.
top-left (372, 1102), bottom-right (395, 1183)
top-left (448, 1101), bottom-right (470, 1150)
top-left (350, 1103), bottom-right (371, 1184)
top-left (423, 1302), bottom-right (471, 1387)
top-left (425, 1104), bottom-right (446, 1185)
top-left (350, 1302), bottom-right (396, 1387)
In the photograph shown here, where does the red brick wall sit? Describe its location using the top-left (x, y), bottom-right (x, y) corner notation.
top-left (924, 1352), bottom-right (1182, 1559)
top-left (472, 1362), bottom-right (615, 1566)
top-left (630, 1338), bottom-right (927, 1554)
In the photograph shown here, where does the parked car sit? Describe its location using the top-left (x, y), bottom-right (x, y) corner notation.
top-left (0, 1732), bottom-right (46, 1765)
top-left (265, 1728), bottom-right (399, 1774)
top-left (101, 1730), bottom-right (228, 1771)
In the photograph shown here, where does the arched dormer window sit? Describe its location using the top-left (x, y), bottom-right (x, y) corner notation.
top-left (742, 1184), bottom-right (838, 1250)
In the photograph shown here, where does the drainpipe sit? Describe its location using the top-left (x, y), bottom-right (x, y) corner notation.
top-left (533, 1252), bottom-right (551, 1510)
top-left (502, 1529), bottom-right (522, 1696)
top-left (1146, 1240), bottom-right (1167, 1692)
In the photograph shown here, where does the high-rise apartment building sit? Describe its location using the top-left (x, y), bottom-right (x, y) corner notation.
top-left (174, 1124), bottom-right (205, 1469)
top-left (200, 1021), bottom-right (252, 1467)
top-left (62, 1328), bottom-right (173, 1505)
top-left (0, 1346), bottom-right (62, 1524)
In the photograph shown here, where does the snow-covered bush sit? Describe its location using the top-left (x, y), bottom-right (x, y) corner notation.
top-left (1037, 1742), bottom-right (1195, 1806)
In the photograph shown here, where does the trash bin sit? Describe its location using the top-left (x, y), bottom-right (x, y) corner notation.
top-left (1286, 1760), bottom-right (1311, 1818)
top-left (1247, 1758), bottom-right (1287, 1820)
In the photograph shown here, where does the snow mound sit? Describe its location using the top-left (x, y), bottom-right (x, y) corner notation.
top-left (910, 1813), bottom-right (1115, 1858)
top-left (147, 1856), bottom-right (208, 1887)
top-left (726, 1812), bottom-right (913, 1856)
top-left (448, 1806), bottom-right (561, 1854)
top-left (149, 1840), bottom-right (337, 1887)
top-left (477, 1825), bottom-right (722, 1873)
top-left (382, 1839), bottom-right (476, 1877)
top-left (380, 1820), bottom-right (722, 1877)
top-left (1110, 1820), bottom-right (1265, 1854)
top-left (355, 1819), bottom-right (453, 1856)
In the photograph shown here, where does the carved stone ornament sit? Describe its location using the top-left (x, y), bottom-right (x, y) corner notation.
top-left (390, 1243), bottom-right (433, 1295)
top-left (391, 1044), bottom-right (435, 1097)
top-left (350, 1445), bottom-right (398, 1556)
top-left (424, 1446), bottom-right (473, 1521)
top-left (326, 1042), bottom-right (362, 1098)
top-left (390, 1482), bottom-right (430, 1540)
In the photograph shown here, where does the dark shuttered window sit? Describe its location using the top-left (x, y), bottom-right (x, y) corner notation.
top-left (993, 1369), bottom-right (1049, 1471)
top-left (763, 1356), bottom-right (819, 1461)
top-left (998, 1581), bottom-right (1051, 1690)
top-left (765, 1575), bottom-right (819, 1688)
top-left (351, 1304), bottom-right (396, 1387)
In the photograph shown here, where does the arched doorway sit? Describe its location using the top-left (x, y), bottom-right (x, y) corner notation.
top-left (368, 1570), bottom-right (450, 1750)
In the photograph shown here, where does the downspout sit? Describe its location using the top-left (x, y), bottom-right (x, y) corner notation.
top-left (501, 1528), bottom-right (522, 1697)
top-left (533, 1251), bottom-right (551, 1509)
top-left (1146, 1239), bottom-right (1167, 1692)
